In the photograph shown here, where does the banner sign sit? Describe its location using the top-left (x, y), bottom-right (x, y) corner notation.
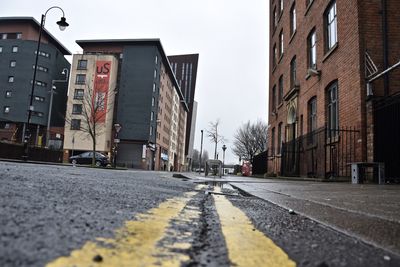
top-left (94, 61), bottom-right (111, 123)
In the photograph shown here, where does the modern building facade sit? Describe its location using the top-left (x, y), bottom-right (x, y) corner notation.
top-left (63, 39), bottom-right (189, 171)
top-left (0, 17), bottom-right (70, 146)
top-left (168, 54), bottom-right (199, 170)
top-left (268, 0), bottom-right (400, 180)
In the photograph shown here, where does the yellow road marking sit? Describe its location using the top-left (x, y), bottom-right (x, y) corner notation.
top-left (47, 188), bottom-right (203, 267)
top-left (213, 189), bottom-right (297, 267)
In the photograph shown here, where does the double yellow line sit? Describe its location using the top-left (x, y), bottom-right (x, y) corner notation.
top-left (47, 186), bottom-right (296, 267)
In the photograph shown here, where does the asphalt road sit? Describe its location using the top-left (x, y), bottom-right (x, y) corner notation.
top-left (1, 162), bottom-right (399, 266)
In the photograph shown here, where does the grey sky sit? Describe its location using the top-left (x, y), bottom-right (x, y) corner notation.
top-left (2, 0), bottom-right (270, 164)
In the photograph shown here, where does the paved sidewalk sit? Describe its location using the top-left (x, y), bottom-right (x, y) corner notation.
top-left (183, 173), bottom-right (400, 256)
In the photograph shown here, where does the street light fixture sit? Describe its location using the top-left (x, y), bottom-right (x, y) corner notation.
top-left (23, 6), bottom-right (69, 160)
top-left (113, 123), bottom-right (122, 168)
top-left (222, 144), bottom-right (227, 176)
top-left (46, 68), bottom-right (69, 148)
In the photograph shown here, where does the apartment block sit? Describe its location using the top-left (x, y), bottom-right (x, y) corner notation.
top-left (0, 17), bottom-right (70, 147)
top-left (168, 54), bottom-right (199, 169)
top-left (63, 39), bottom-right (188, 171)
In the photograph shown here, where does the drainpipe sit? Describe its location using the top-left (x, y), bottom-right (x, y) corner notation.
top-left (382, 0), bottom-right (389, 96)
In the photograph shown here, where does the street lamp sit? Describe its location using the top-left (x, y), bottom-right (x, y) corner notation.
top-left (199, 129), bottom-right (204, 173)
top-left (46, 68), bottom-right (69, 148)
top-left (222, 144), bottom-right (227, 176)
top-left (113, 123), bottom-right (122, 168)
top-left (23, 6), bottom-right (69, 160)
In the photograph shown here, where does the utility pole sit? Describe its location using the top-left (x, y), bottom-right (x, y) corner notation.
top-left (199, 129), bottom-right (203, 173)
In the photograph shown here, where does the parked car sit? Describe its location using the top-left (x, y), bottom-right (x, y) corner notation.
top-left (69, 152), bottom-right (109, 167)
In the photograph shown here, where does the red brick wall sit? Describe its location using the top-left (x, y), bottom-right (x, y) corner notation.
top-left (268, 0), bottom-right (366, 174)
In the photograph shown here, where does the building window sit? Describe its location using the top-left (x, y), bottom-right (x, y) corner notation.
top-left (290, 56), bottom-right (297, 88)
top-left (149, 126), bottom-right (153, 136)
top-left (155, 55), bottom-right (158, 65)
top-left (74, 89), bottom-right (84, 100)
top-left (8, 76), bottom-right (14, 83)
top-left (35, 50), bottom-right (50, 58)
top-left (308, 97), bottom-right (317, 134)
top-left (34, 96), bottom-right (45, 102)
top-left (279, 0), bottom-right (284, 14)
top-left (151, 111), bottom-right (154, 121)
top-left (327, 82), bottom-right (339, 134)
top-left (0, 46), bottom-right (2, 53)
top-left (31, 80), bottom-right (47, 87)
top-left (290, 3), bottom-right (296, 36)
top-left (12, 46), bottom-right (18, 53)
top-left (153, 83), bottom-right (156, 92)
top-left (152, 97), bottom-right (155, 107)
top-left (71, 119), bottom-right (81, 130)
top-left (272, 43), bottom-right (277, 67)
top-left (326, 1), bottom-right (337, 51)
top-left (272, 85), bottom-right (277, 111)
top-left (271, 127), bottom-right (276, 155)
top-left (279, 30), bottom-right (284, 57)
top-left (308, 29), bottom-right (317, 69)
top-left (33, 65), bottom-right (48, 72)
top-left (72, 104), bottom-right (83, 114)
top-left (154, 69), bottom-right (157, 79)
top-left (16, 33), bottom-right (22, 39)
top-left (1, 33), bottom-right (7, 39)
top-left (75, 74), bottom-right (86, 85)
top-left (77, 60), bottom-right (88, 70)
top-left (10, 60), bottom-right (16, 68)
top-left (3, 106), bottom-right (10, 114)
top-left (278, 75), bottom-right (283, 104)
top-left (277, 122), bottom-right (282, 154)
top-left (5, 91), bottom-right (12, 98)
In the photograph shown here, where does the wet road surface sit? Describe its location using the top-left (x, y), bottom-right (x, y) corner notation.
top-left (1, 162), bottom-right (400, 266)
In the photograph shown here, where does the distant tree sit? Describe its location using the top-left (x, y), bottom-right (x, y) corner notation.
top-left (65, 82), bottom-right (115, 166)
top-left (232, 120), bottom-right (268, 163)
top-left (207, 119), bottom-right (225, 160)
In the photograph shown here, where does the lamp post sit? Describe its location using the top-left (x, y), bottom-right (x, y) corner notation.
top-left (222, 144), bottom-right (227, 176)
top-left (23, 6), bottom-right (69, 160)
top-left (46, 68), bottom-right (69, 148)
top-left (113, 123), bottom-right (122, 168)
top-left (199, 129), bottom-right (203, 173)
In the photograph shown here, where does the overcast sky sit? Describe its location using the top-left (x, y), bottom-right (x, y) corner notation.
top-left (2, 0), bottom-right (270, 164)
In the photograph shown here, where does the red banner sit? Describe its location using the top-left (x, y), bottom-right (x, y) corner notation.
top-left (94, 61), bottom-right (111, 123)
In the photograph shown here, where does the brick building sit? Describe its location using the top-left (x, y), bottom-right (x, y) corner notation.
top-left (268, 0), bottom-right (400, 180)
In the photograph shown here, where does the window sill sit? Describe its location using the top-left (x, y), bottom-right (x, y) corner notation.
top-left (305, 0), bottom-right (315, 16)
top-left (289, 31), bottom-right (297, 45)
top-left (322, 43), bottom-right (339, 63)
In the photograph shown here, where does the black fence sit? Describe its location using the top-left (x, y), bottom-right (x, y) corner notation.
top-left (281, 127), bottom-right (360, 178)
top-left (0, 142), bottom-right (63, 163)
top-left (374, 92), bottom-right (400, 181)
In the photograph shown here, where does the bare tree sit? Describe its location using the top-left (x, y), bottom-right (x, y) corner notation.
top-left (232, 120), bottom-right (268, 163)
top-left (207, 119), bottom-right (225, 160)
top-left (65, 82), bottom-right (115, 166)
